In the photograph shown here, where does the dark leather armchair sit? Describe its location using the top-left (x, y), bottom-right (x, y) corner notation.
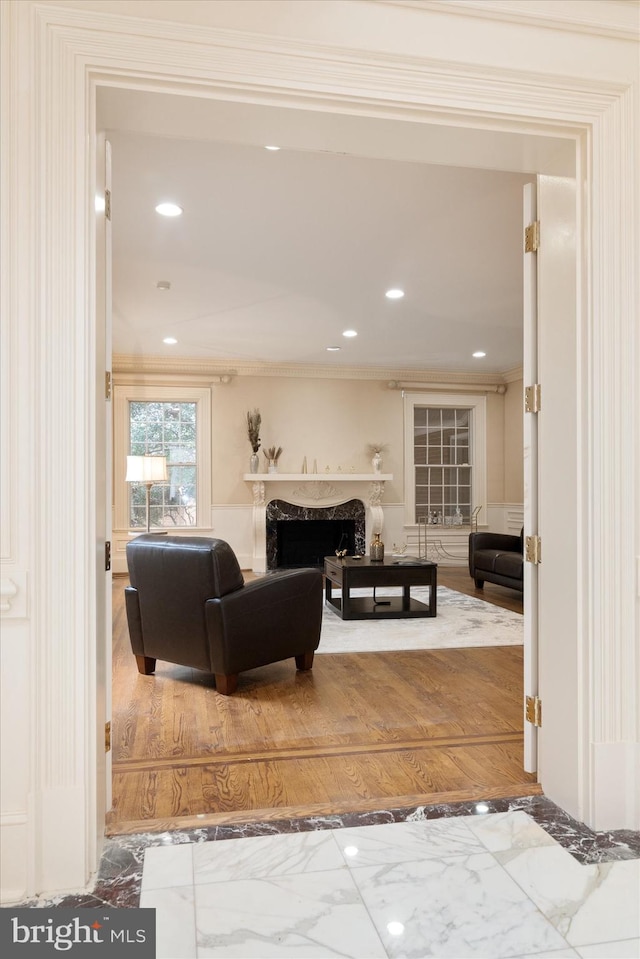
top-left (125, 535), bottom-right (323, 694)
top-left (468, 528), bottom-right (524, 593)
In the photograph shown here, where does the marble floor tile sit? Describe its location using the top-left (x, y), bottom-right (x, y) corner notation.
top-left (350, 851), bottom-right (570, 958)
top-left (138, 883), bottom-right (197, 959)
top-left (576, 939), bottom-right (640, 958)
top-left (332, 817), bottom-right (486, 868)
top-left (464, 809), bottom-right (560, 852)
top-left (194, 869), bottom-right (387, 957)
top-left (142, 842), bottom-right (194, 891)
top-left (510, 950), bottom-right (580, 958)
top-left (192, 830), bottom-right (345, 884)
top-left (498, 846), bottom-right (640, 946)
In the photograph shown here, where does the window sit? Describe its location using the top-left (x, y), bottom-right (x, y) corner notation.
top-left (129, 401), bottom-right (197, 528)
top-left (114, 384), bottom-right (211, 532)
top-left (414, 406), bottom-right (472, 523)
top-left (404, 392), bottom-right (486, 529)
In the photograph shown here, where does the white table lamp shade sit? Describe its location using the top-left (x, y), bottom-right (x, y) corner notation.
top-left (126, 455), bottom-right (168, 484)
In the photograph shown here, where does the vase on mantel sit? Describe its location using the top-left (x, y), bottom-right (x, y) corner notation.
top-left (371, 451), bottom-right (382, 473)
top-left (249, 452), bottom-right (260, 474)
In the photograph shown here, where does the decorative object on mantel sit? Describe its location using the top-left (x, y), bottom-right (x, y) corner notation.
top-left (370, 531), bottom-right (385, 561)
top-left (367, 442), bottom-right (389, 473)
top-left (246, 409), bottom-right (261, 473)
top-left (263, 445), bottom-right (282, 473)
top-left (301, 456), bottom-right (307, 473)
top-left (313, 459), bottom-right (318, 473)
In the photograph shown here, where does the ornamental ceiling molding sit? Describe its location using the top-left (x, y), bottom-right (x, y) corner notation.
top-left (37, 2), bottom-right (630, 119)
top-left (377, 0), bottom-right (640, 41)
top-left (112, 353), bottom-right (507, 387)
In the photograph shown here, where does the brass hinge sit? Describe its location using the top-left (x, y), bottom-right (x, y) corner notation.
top-left (105, 540), bottom-right (111, 571)
top-left (524, 383), bottom-right (541, 413)
top-left (105, 721), bottom-right (111, 752)
top-left (525, 534), bottom-right (542, 565)
top-left (524, 220), bottom-right (540, 253)
top-left (525, 695), bottom-right (542, 727)
top-left (105, 370), bottom-right (112, 401)
top-left (105, 189), bottom-right (111, 221)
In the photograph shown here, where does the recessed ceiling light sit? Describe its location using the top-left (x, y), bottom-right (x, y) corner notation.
top-left (156, 280), bottom-right (171, 291)
top-left (385, 288), bottom-right (405, 299)
top-left (264, 145), bottom-right (281, 151)
top-left (163, 337), bottom-right (177, 345)
top-left (342, 330), bottom-right (358, 338)
top-left (473, 351), bottom-right (487, 358)
top-left (387, 922), bottom-right (405, 937)
top-left (326, 346), bottom-right (341, 351)
top-left (155, 202), bottom-right (183, 217)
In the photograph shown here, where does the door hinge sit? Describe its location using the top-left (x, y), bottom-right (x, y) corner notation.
top-left (105, 721), bottom-right (111, 752)
top-left (525, 695), bottom-right (542, 727)
top-left (105, 540), bottom-right (111, 571)
top-left (524, 220), bottom-right (540, 253)
top-left (105, 370), bottom-right (112, 400)
top-left (524, 383), bottom-right (541, 413)
top-left (525, 534), bottom-right (542, 565)
top-left (105, 188), bottom-right (111, 221)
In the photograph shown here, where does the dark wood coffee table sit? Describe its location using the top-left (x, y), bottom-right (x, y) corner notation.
top-left (324, 555), bottom-right (438, 620)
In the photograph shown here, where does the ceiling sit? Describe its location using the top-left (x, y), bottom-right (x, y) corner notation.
top-left (101, 89), bottom-right (573, 376)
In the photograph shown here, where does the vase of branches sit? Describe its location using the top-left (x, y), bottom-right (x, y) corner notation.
top-left (247, 409), bottom-right (261, 473)
top-left (263, 446), bottom-right (283, 473)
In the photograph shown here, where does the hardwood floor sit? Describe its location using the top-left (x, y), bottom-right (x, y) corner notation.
top-left (107, 569), bottom-right (535, 835)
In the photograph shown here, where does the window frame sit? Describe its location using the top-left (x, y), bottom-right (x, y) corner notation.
top-left (114, 384), bottom-right (212, 532)
top-left (403, 391), bottom-right (487, 530)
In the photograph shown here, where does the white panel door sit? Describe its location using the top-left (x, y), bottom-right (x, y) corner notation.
top-left (522, 182), bottom-right (539, 773)
top-left (95, 135), bottom-right (113, 818)
top-left (535, 175), bottom-right (578, 803)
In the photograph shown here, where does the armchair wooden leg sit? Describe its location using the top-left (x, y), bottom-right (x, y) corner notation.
top-left (295, 651), bottom-right (314, 671)
top-left (215, 673), bottom-right (238, 695)
top-left (474, 578), bottom-right (484, 589)
top-left (135, 655), bottom-right (156, 675)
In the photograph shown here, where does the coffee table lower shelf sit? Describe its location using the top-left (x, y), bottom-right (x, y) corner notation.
top-left (326, 595), bottom-right (435, 620)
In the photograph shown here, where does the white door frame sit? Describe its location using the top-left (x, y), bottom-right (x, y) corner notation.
top-left (2, 1), bottom-right (637, 897)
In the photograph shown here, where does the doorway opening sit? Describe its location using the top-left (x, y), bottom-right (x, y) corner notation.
top-left (101, 86), bottom-right (576, 836)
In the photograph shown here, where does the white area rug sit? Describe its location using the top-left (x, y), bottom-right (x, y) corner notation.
top-left (317, 586), bottom-right (523, 654)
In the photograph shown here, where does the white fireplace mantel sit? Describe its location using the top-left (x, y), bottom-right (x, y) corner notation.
top-left (243, 473), bottom-right (393, 572)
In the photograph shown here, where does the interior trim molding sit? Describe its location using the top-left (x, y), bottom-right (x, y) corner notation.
top-left (113, 353), bottom-right (511, 385)
top-left (2, 0), bottom-right (637, 899)
top-left (379, 0), bottom-right (640, 41)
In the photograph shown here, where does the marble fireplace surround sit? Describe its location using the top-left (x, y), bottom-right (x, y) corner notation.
top-left (243, 473), bottom-right (393, 573)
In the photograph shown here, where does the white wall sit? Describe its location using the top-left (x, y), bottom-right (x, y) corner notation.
top-left (111, 366), bottom-right (516, 571)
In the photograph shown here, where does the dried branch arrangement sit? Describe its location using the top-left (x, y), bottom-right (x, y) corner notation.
top-left (246, 409), bottom-right (261, 453)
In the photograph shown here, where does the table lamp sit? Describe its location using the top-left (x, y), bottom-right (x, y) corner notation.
top-left (125, 454), bottom-right (168, 533)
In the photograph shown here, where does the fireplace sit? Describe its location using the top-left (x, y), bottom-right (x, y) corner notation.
top-left (266, 499), bottom-right (366, 570)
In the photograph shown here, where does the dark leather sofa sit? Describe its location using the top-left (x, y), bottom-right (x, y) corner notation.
top-left (125, 534), bottom-right (323, 694)
top-left (468, 528), bottom-right (524, 593)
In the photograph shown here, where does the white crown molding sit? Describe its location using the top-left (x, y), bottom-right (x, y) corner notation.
top-left (502, 366), bottom-right (524, 383)
top-left (376, 0), bottom-right (640, 41)
top-left (113, 352), bottom-right (510, 385)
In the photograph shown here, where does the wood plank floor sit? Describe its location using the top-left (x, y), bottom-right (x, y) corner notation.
top-left (107, 568), bottom-right (535, 835)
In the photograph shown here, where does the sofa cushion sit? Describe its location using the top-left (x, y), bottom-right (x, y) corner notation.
top-left (474, 548), bottom-right (503, 573)
top-left (494, 551), bottom-right (523, 579)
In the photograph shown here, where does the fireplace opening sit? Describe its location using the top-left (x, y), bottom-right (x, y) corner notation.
top-left (266, 499), bottom-right (366, 570)
top-left (277, 519), bottom-right (355, 569)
